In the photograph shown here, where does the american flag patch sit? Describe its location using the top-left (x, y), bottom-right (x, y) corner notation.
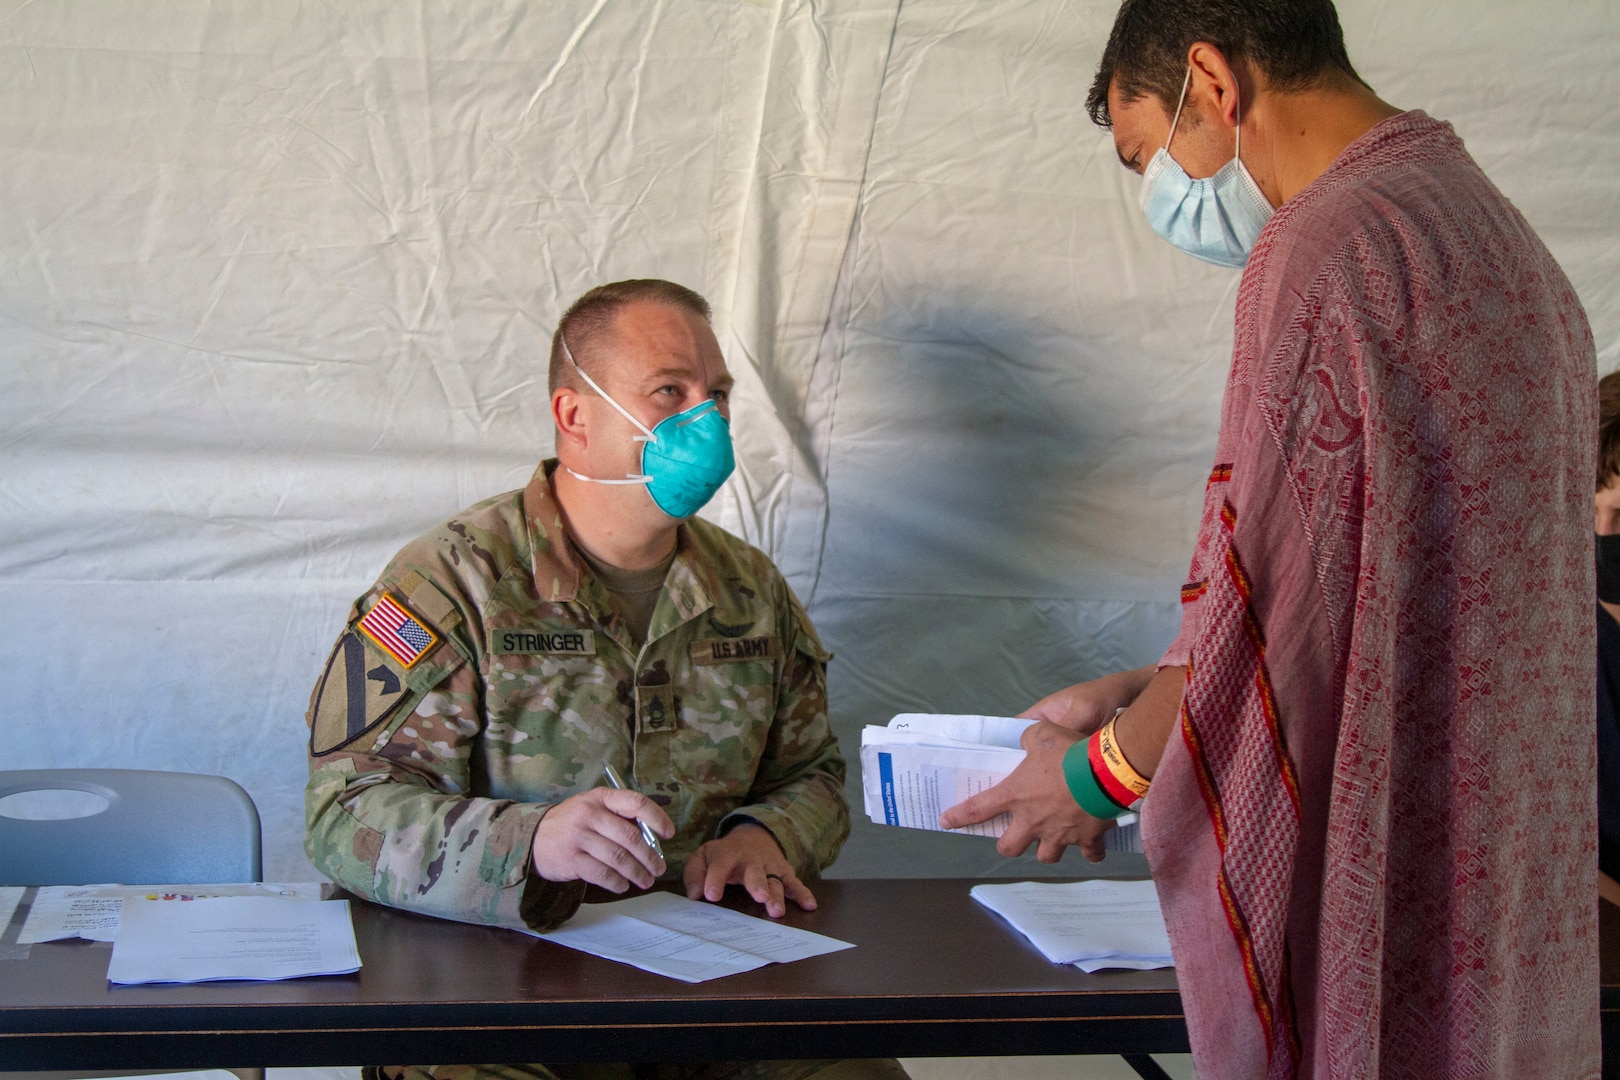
top-left (357, 593), bottom-right (439, 668)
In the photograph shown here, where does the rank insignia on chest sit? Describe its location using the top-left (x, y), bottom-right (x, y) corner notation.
top-left (357, 593), bottom-right (439, 669)
top-left (690, 636), bottom-right (778, 665)
top-left (489, 628), bottom-right (596, 655)
top-left (636, 684), bottom-right (677, 734)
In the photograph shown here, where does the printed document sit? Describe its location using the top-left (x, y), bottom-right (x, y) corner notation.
top-left (861, 714), bottom-right (1140, 853)
top-left (107, 896), bottom-right (361, 984)
top-left (19, 882), bottom-right (325, 944)
top-left (534, 890), bottom-right (853, 983)
top-left (970, 878), bottom-right (1172, 972)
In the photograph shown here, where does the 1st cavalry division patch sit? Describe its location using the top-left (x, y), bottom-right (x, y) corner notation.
top-left (309, 630), bottom-right (413, 756)
top-left (309, 593), bottom-right (442, 756)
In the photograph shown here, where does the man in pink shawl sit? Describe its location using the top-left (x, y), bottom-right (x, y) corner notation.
top-left (942, 1), bottom-right (1599, 1076)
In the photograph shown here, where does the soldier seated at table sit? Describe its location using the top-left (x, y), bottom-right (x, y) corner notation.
top-left (304, 279), bottom-right (902, 1080)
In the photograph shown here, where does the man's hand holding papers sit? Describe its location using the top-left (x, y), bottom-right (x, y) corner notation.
top-left (861, 714), bottom-right (1139, 856)
top-left (941, 721), bottom-right (1107, 863)
top-left (933, 666), bottom-right (1185, 864)
top-left (1017, 666), bottom-right (1156, 735)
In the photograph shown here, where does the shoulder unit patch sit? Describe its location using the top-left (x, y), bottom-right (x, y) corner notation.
top-left (309, 631), bottom-right (412, 756)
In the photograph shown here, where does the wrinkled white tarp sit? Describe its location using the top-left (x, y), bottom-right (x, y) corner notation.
top-left (3, 0), bottom-right (1617, 880)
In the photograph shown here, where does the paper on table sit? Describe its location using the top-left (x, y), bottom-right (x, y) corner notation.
top-left (1071, 956), bottom-right (1169, 973)
top-left (534, 890), bottom-right (853, 983)
top-left (20, 882), bottom-right (325, 943)
top-left (861, 716), bottom-right (1141, 852)
top-left (970, 879), bottom-right (1172, 970)
top-left (107, 896), bottom-right (360, 984)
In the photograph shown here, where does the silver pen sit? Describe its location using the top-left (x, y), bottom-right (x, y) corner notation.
top-left (603, 762), bottom-right (665, 860)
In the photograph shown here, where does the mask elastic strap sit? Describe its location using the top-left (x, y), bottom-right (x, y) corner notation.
top-left (561, 335), bottom-right (657, 443)
top-left (558, 333), bottom-right (652, 486)
top-left (1167, 65), bottom-right (1246, 164)
top-left (563, 465), bottom-right (648, 486)
top-left (1234, 80), bottom-right (1242, 159)
top-left (1164, 67), bottom-right (1192, 154)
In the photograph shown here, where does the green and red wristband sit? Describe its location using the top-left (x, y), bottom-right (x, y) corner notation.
top-left (1088, 728), bottom-right (1145, 810)
top-left (1062, 737), bottom-right (1132, 820)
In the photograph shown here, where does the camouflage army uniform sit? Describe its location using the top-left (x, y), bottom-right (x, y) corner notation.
top-left (304, 460), bottom-right (849, 932)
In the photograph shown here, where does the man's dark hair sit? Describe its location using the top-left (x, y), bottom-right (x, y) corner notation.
top-left (1599, 371), bottom-right (1620, 491)
top-left (1085, 0), bottom-right (1363, 128)
top-left (548, 279), bottom-right (712, 395)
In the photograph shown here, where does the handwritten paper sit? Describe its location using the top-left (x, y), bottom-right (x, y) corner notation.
top-left (107, 896), bottom-right (361, 984)
top-left (534, 891), bottom-right (853, 983)
top-left (19, 882), bottom-right (325, 943)
top-left (970, 878), bottom-right (1173, 972)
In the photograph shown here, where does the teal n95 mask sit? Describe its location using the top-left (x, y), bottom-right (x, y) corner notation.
top-left (1137, 68), bottom-right (1274, 269)
top-left (560, 336), bottom-right (736, 519)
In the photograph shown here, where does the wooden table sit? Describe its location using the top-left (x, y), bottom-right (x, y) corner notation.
top-left (0, 880), bottom-right (1186, 1070)
top-left (4, 881), bottom-right (1617, 1072)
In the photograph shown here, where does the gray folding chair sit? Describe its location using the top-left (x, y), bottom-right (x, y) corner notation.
top-left (0, 768), bottom-right (261, 886)
top-left (0, 770), bottom-right (265, 1080)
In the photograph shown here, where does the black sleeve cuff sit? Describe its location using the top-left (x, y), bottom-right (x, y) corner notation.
top-left (518, 872), bottom-right (587, 932)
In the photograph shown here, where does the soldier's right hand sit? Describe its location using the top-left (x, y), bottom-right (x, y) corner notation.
top-left (531, 788), bottom-right (675, 892)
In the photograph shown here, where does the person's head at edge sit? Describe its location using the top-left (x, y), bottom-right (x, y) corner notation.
top-left (1088, 0), bottom-right (1399, 215)
top-left (546, 279), bottom-right (735, 570)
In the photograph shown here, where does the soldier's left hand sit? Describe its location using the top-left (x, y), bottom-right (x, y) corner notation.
top-left (683, 823), bottom-right (814, 918)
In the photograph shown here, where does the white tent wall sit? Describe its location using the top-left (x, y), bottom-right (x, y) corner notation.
top-left (2, 0), bottom-right (1616, 890)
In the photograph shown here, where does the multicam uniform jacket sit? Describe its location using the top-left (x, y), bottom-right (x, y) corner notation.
top-left (304, 461), bottom-right (848, 932)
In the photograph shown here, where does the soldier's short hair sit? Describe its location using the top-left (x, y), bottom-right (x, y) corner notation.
top-left (1599, 370), bottom-right (1620, 491)
top-left (548, 279), bottom-right (713, 396)
top-left (1085, 0), bottom-right (1363, 130)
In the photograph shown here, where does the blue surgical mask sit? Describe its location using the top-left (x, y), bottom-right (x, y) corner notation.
top-left (561, 337), bottom-right (736, 519)
top-left (1138, 68), bottom-right (1274, 268)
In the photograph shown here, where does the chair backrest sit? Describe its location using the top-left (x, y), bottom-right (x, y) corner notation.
top-left (0, 769), bottom-right (262, 885)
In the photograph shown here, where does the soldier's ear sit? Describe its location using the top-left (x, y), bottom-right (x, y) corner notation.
top-left (552, 386), bottom-right (589, 449)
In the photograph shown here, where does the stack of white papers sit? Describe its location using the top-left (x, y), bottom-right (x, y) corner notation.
top-left (533, 891), bottom-right (853, 983)
top-left (970, 879), bottom-right (1173, 972)
top-left (107, 896), bottom-right (361, 985)
top-left (860, 713), bottom-right (1141, 853)
top-left (19, 882), bottom-right (325, 943)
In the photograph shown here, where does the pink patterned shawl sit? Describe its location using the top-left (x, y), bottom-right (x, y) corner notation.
top-left (1143, 112), bottom-right (1599, 1080)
